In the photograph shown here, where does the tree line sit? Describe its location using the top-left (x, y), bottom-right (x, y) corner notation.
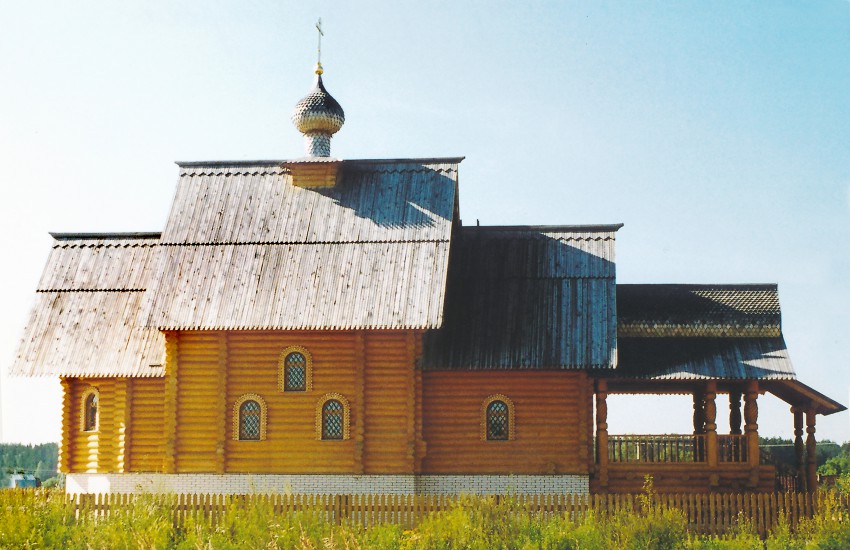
top-left (0, 443), bottom-right (58, 486)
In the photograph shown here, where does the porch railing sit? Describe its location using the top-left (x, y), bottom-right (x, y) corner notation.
top-left (718, 434), bottom-right (748, 463)
top-left (607, 434), bottom-right (706, 463)
top-left (607, 434), bottom-right (750, 464)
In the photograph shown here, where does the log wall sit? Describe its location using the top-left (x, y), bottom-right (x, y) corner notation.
top-left (420, 370), bottom-right (592, 474)
top-left (127, 378), bottom-right (166, 472)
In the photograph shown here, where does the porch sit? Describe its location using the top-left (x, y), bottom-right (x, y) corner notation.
top-left (591, 377), bottom-right (843, 494)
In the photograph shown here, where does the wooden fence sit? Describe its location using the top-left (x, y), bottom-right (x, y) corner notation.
top-left (8, 490), bottom-right (850, 538)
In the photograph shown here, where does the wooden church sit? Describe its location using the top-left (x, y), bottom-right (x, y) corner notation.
top-left (11, 60), bottom-right (844, 496)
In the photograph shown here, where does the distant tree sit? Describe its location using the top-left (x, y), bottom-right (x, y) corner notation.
top-left (760, 437), bottom-right (844, 476)
top-left (0, 443), bottom-right (58, 486)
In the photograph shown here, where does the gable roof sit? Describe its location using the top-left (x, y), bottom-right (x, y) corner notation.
top-left (10, 234), bottom-right (165, 378)
top-left (421, 225), bottom-right (621, 369)
top-left (617, 284), bottom-right (781, 337)
top-left (140, 159), bottom-right (460, 330)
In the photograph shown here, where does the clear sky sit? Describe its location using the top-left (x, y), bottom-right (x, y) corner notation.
top-left (1, 1), bottom-right (848, 444)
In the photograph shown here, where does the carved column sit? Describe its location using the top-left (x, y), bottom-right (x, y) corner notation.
top-left (792, 406), bottom-right (806, 492)
top-left (705, 382), bottom-right (717, 469)
top-left (596, 379), bottom-right (609, 488)
top-left (806, 407), bottom-right (818, 492)
top-left (744, 381), bottom-right (760, 488)
top-left (693, 390), bottom-right (706, 434)
top-left (729, 392), bottom-right (742, 435)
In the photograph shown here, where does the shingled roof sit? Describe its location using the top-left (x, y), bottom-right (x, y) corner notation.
top-left (616, 337), bottom-right (795, 380)
top-left (617, 284), bottom-right (781, 337)
top-left (11, 234), bottom-right (165, 378)
top-left (140, 159), bottom-right (461, 330)
top-left (421, 225), bottom-right (621, 369)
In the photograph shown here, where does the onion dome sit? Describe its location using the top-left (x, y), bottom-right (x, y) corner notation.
top-left (291, 63), bottom-right (345, 157)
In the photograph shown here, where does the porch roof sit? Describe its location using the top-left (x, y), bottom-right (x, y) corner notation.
top-left (604, 337), bottom-right (845, 415)
top-left (615, 337), bottom-right (796, 381)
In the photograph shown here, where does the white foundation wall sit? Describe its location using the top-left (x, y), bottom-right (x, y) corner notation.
top-left (65, 473), bottom-right (589, 495)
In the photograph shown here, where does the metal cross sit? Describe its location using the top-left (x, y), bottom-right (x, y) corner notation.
top-left (316, 18), bottom-right (323, 65)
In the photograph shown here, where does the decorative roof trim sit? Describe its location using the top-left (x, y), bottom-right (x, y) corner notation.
top-left (50, 232), bottom-right (161, 241)
top-left (618, 324), bottom-right (781, 338)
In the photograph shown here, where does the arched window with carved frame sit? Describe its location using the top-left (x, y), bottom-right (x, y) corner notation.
top-left (80, 387), bottom-right (99, 432)
top-left (278, 346), bottom-right (312, 392)
top-left (316, 393), bottom-right (350, 440)
top-left (233, 394), bottom-right (267, 441)
top-left (482, 395), bottom-right (515, 441)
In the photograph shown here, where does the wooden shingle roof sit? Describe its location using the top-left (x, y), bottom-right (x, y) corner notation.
top-left (616, 337), bottom-right (795, 380)
top-left (11, 234), bottom-right (165, 377)
top-left (140, 159), bottom-right (460, 330)
top-left (617, 284), bottom-right (781, 337)
top-left (421, 225), bottom-right (621, 369)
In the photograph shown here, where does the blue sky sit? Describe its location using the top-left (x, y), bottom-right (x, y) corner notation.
top-left (1, 1), bottom-right (848, 443)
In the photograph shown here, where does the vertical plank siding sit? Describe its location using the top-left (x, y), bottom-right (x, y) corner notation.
top-left (14, 490), bottom-right (845, 537)
top-left (421, 370), bottom-right (590, 474)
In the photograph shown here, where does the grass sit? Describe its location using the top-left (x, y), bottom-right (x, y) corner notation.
top-left (1, 484), bottom-right (849, 549)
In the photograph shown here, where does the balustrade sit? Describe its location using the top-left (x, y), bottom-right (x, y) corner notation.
top-left (606, 434), bottom-right (750, 464)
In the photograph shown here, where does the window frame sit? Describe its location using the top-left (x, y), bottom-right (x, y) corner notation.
top-left (232, 393), bottom-right (268, 441)
top-left (80, 387), bottom-right (100, 432)
top-left (481, 394), bottom-right (515, 441)
top-left (316, 393), bottom-right (350, 441)
top-left (278, 346), bottom-right (313, 392)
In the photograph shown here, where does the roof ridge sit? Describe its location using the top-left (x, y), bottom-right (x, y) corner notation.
top-left (156, 239), bottom-right (451, 246)
top-left (463, 224), bottom-right (624, 233)
top-left (36, 288), bottom-right (147, 293)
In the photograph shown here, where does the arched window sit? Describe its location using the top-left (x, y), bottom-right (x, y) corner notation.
top-left (482, 395), bottom-right (515, 441)
top-left (278, 346), bottom-right (312, 392)
top-left (232, 394), bottom-right (267, 441)
top-left (81, 389), bottom-right (99, 432)
top-left (316, 393), bottom-right (350, 440)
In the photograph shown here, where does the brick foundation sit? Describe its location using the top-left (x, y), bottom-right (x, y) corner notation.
top-left (65, 473), bottom-right (589, 495)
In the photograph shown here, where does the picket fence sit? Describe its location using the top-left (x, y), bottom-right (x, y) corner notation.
top-left (9, 490), bottom-right (850, 538)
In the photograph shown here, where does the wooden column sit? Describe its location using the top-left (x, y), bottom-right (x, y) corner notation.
top-left (114, 379), bottom-right (131, 473)
top-left (59, 378), bottom-right (73, 474)
top-left (693, 390), bottom-right (706, 434)
top-left (705, 382), bottom-right (717, 468)
top-left (729, 391), bottom-right (742, 435)
top-left (162, 331), bottom-right (179, 474)
top-left (353, 331), bottom-right (366, 474)
top-left (596, 379), bottom-right (609, 488)
top-left (792, 406), bottom-right (806, 492)
top-left (214, 333), bottom-right (228, 474)
top-left (806, 407), bottom-right (818, 492)
top-left (744, 380), bottom-right (760, 489)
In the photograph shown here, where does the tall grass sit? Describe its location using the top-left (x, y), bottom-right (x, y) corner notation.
top-left (1, 487), bottom-right (849, 549)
